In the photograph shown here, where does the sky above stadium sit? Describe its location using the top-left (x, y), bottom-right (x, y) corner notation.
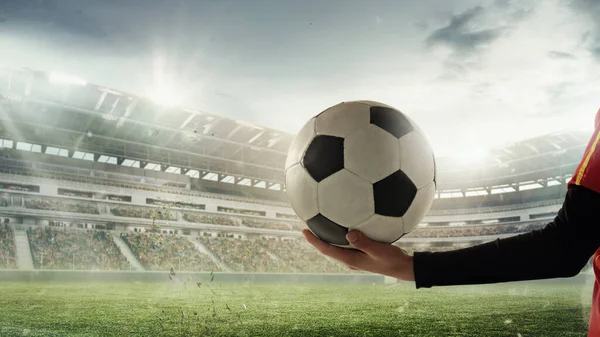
top-left (1, 0), bottom-right (599, 158)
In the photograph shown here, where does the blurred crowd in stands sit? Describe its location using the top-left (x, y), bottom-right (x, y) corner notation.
top-left (260, 238), bottom-right (348, 273)
top-left (217, 206), bottom-right (265, 217)
top-left (58, 190), bottom-right (92, 198)
top-left (121, 232), bottom-right (220, 272)
top-left (196, 236), bottom-right (277, 272)
top-left (241, 219), bottom-right (290, 231)
top-left (195, 236), bottom-right (348, 273)
top-left (0, 182), bottom-right (36, 192)
top-left (146, 198), bottom-right (206, 211)
top-left (3, 192), bottom-right (555, 238)
top-left (110, 206), bottom-right (175, 220)
top-left (405, 221), bottom-right (547, 238)
top-left (27, 227), bottom-right (129, 270)
top-left (276, 213), bottom-right (299, 220)
top-left (400, 245), bottom-right (472, 255)
top-left (25, 198), bottom-right (99, 215)
top-left (0, 224), bottom-right (16, 269)
top-left (428, 199), bottom-right (563, 216)
top-left (182, 213), bottom-right (237, 226)
top-left (8, 224), bottom-right (562, 273)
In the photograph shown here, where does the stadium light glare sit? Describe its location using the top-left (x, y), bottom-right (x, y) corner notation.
top-left (454, 147), bottom-right (489, 165)
top-left (48, 72), bottom-right (87, 86)
top-left (145, 84), bottom-right (183, 108)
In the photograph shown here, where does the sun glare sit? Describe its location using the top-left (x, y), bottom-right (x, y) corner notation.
top-left (48, 72), bottom-right (87, 86)
top-left (145, 83), bottom-right (184, 108)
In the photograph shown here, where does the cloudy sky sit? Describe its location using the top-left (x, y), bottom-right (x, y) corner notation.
top-left (0, 0), bottom-right (599, 157)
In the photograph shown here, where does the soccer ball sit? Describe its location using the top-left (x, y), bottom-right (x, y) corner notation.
top-left (285, 101), bottom-right (436, 247)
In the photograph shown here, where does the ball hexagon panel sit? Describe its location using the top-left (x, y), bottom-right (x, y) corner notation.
top-left (400, 117), bottom-right (437, 185)
top-left (351, 214), bottom-right (404, 244)
top-left (399, 131), bottom-right (435, 189)
top-left (302, 135), bottom-right (344, 182)
top-left (285, 118), bottom-right (316, 170)
top-left (306, 214), bottom-right (349, 246)
top-left (373, 169), bottom-right (417, 217)
top-left (318, 169), bottom-right (374, 228)
top-left (285, 164), bottom-right (319, 221)
top-left (402, 181), bottom-right (436, 233)
top-left (344, 124), bottom-right (401, 184)
top-left (315, 102), bottom-right (370, 138)
top-left (370, 106), bottom-right (414, 139)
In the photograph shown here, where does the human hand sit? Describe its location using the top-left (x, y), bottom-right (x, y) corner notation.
top-left (302, 229), bottom-right (415, 281)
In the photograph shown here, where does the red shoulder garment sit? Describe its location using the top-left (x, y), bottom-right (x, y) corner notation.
top-left (569, 109), bottom-right (600, 337)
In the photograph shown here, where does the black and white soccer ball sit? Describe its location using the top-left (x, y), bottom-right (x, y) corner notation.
top-left (285, 101), bottom-right (436, 247)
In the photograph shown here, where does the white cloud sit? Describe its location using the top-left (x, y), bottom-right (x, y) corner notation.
top-left (1, 0), bottom-right (599, 159)
top-left (252, 0), bottom-right (600, 157)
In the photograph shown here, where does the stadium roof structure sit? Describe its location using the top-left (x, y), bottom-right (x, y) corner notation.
top-left (0, 66), bottom-right (294, 188)
top-left (436, 130), bottom-right (591, 193)
top-left (0, 66), bottom-right (592, 195)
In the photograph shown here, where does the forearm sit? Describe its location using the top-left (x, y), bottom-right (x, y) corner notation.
top-left (413, 186), bottom-right (600, 289)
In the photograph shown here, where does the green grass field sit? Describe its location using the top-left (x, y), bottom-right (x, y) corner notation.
top-left (0, 280), bottom-right (593, 337)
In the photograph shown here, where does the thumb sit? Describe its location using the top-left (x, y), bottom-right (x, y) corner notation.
top-left (346, 231), bottom-right (384, 255)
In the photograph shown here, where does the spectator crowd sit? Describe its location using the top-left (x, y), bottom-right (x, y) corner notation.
top-left (196, 236), bottom-right (278, 272)
top-left (260, 238), bottom-right (348, 273)
top-left (182, 213), bottom-right (237, 226)
top-left (27, 227), bottom-right (130, 270)
top-left (217, 206), bottom-right (265, 216)
top-left (0, 224), bottom-right (16, 269)
top-left (8, 225), bottom-right (531, 274)
top-left (110, 206), bottom-right (176, 221)
top-left (405, 221), bottom-right (547, 238)
top-left (241, 219), bottom-right (291, 231)
top-left (25, 198), bottom-right (99, 215)
top-left (121, 232), bottom-right (220, 272)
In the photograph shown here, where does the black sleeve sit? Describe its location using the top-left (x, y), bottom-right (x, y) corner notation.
top-left (413, 186), bottom-right (600, 289)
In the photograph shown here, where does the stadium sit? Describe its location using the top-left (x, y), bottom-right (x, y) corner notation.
top-left (0, 66), bottom-right (594, 336)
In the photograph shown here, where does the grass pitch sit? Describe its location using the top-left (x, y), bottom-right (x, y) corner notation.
top-left (0, 279), bottom-right (593, 336)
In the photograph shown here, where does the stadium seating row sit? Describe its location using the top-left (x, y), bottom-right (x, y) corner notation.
top-left (0, 224), bottom-right (16, 269)
top-left (13, 193), bottom-right (558, 236)
top-left (120, 232), bottom-right (220, 272)
top-left (241, 219), bottom-right (291, 231)
top-left (20, 227), bottom-right (354, 273)
top-left (427, 198), bottom-right (563, 216)
top-left (182, 213), bottom-right (237, 226)
top-left (110, 205), bottom-right (176, 221)
top-left (27, 227), bottom-right (130, 270)
top-left (18, 226), bottom-right (532, 273)
top-left (404, 220), bottom-right (547, 238)
top-left (25, 198), bottom-right (99, 215)
top-left (1, 188), bottom-right (561, 234)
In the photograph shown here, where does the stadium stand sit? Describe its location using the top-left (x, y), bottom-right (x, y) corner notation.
top-left (400, 246), bottom-right (469, 254)
top-left (195, 236), bottom-right (280, 273)
top-left (241, 219), bottom-right (291, 231)
top-left (260, 238), bottom-right (348, 273)
top-left (182, 213), bottom-right (238, 226)
top-left (27, 227), bottom-right (130, 270)
top-left (195, 236), bottom-right (349, 273)
top-left (1, 66), bottom-right (593, 278)
top-left (121, 232), bottom-right (221, 272)
top-left (0, 224), bottom-right (17, 269)
top-left (406, 220), bottom-right (548, 238)
top-left (428, 198), bottom-right (564, 216)
top-left (25, 197), bottom-right (99, 215)
top-left (110, 205), bottom-right (176, 220)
